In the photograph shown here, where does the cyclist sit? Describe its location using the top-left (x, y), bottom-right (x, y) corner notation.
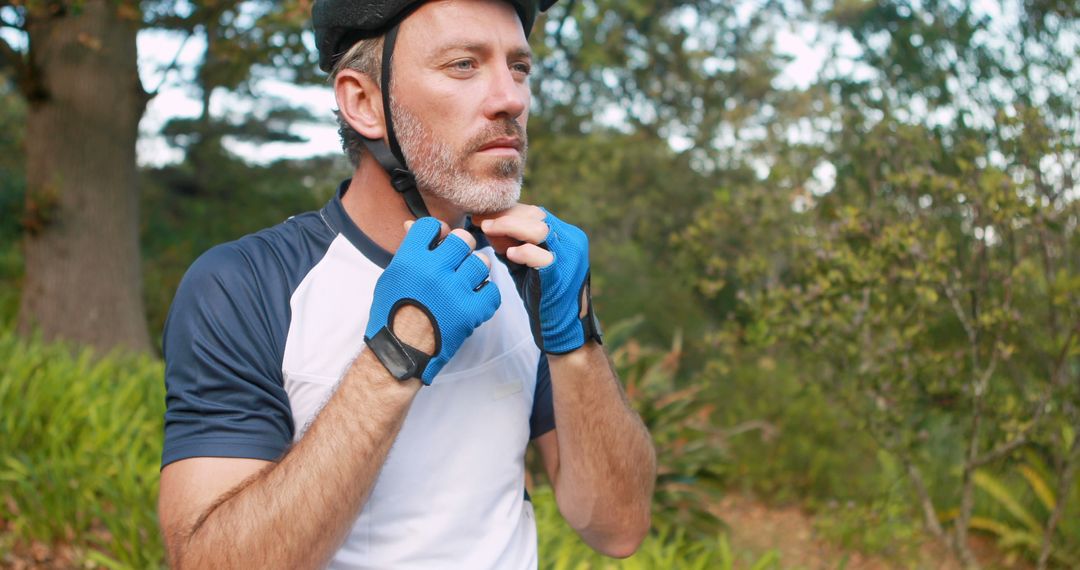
top-left (158, 1), bottom-right (655, 567)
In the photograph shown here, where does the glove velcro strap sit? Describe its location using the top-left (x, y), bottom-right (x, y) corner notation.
top-left (365, 327), bottom-right (433, 384)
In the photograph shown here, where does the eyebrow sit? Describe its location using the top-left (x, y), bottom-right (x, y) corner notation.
top-left (431, 42), bottom-right (532, 60)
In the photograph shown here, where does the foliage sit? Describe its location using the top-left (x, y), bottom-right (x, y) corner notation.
top-left (140, 153), bottom-right (346, 343)
top-left (671, 1), bottom-right (1079, 565)
top-left (0, 329), bottom-right (166, 568)
top-left (602, 319), bottom-right (729, 537)
top-left (0, 84), bottom-right (25, 328)
top-left (811, 450), bottom-right (924, 559)
top-left (524, 128), bottom-right (718, 346)
top-left (710, 353), bottom-right (883, 503)
top-left (813, 498), bottom-right (922, 560)
top-left (143, 0), bottom-right (319, 92)
top-left (527, 0), bottom-right (812, 347)
top-left (0, 83), bottom-right (23, 234)
top-left (533, 487), bottom-right (782, 570)
top-left (143, 0), bottom-right (329, 194)
top-left (133, 0), bottom-right (352, 344)
top-left (0, 328), bottom-right (772, 568)
top-left (1, 0), bottom-right (1078, 565)
top-left (966, 449), bottom-right (1080, 566)
top-left (533, 0), bottom-right (793, 153)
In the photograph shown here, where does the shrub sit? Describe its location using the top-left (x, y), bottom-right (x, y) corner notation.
top-left (533, 486), bottom-right (781, 570)
top-left (0, 326), bottom-right (757, 568)
top-left (965, 449), bottom-right (1080, 567)
top-left (604, 318), bottom-right (731, 537)
top-left (0, 330), bottom-right (165, 568)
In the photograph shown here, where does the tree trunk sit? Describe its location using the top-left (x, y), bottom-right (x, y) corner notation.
top-left (18, 0), bottom-right (151, 354)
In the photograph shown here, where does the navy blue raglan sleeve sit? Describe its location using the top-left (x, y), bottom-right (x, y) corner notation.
top-left (161, 242), bottom-right (294, 468)
top-left (530, 354), bottom-right (555, 439)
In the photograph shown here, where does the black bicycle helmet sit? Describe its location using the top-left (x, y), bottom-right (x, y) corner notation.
top-left (313, 0), bottom-right (558, 218)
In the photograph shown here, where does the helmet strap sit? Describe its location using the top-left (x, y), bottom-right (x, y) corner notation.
top-left (359, 135), bottom-right (429, 219)
top-left (361, 20), bottom-right (431, 219)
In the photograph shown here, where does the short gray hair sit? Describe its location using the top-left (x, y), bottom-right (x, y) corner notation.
top-left (330, 36), bottom-right (385, 167)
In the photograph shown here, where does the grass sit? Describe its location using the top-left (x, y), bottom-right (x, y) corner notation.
top-left (0, 330), bottom-right (166, 568)
top-left (0, 328), bottom-right (781, 568)
top-left (533, 486), bottom-right (781, 569)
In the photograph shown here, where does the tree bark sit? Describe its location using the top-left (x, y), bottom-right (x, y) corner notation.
top-left (18, 0), bottom-right (151, 353)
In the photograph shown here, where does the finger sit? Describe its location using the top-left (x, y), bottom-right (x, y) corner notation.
top-left (456, 252), bottom-right (492, 289)
top-left (475, 251), bottom-right (491, 269)
top-left (401, 217), bottom-right (442, 251)
top-left (471, 203), bottom-right (543, 225)
top-left (480, 217), bottom-right (550, 246)
top-left (506, 243), bottom-right (554, 268)
top-left (448, 228), bottom-right (476, 250)
top-left (482, 234), bottom-right (521, 257)
top-left (435, 231), bottom-right (475, 268)
top-left (475, 277), bottom-right (502, 320)
top-left (408, 219), bottom-right (451, 241)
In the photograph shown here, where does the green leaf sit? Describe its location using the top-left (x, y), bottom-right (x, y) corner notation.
top-left (973, 471), bottom-right (1041, 533)
top-left (1018, 464), bottom-right (1055, 514)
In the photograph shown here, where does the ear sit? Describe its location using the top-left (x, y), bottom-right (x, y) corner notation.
top-left (334, 69), bottom-right (385, 140)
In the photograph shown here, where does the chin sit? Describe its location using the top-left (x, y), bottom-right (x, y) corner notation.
top-left (468, 204), bottom-right (510, 216)
top-left (461, 182), bottom-right (521, 215)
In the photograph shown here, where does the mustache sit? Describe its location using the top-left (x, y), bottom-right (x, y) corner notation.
top-left (466, 120), bottom-right (527, 153)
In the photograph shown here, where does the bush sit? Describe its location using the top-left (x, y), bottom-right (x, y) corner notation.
top-left (965, 449), bottom-right (1080, 567)
top-left (608, 319), bottom-right (730, 537)
top-left (533, 487), bottom-right (781, 570)
top-left (703, 349), bottom-right (883, 504)
top-left (0, 330), bottom-right (165, 568)
top-left (0, 328), bottom-right (755, 568)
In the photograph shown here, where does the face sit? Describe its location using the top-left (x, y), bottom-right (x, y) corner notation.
top-left (390, 0), bottom-right (532, 214)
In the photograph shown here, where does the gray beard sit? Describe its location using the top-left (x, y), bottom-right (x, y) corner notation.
top-left (391, 96), bottom-right (526, 214)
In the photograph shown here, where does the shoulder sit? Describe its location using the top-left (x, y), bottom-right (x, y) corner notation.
top-left (160, 215), bottom-right (337, 466)
top-left (164, 211), bottom-right (340, 357)
top-left (176, 211), bottom-right (335, 299)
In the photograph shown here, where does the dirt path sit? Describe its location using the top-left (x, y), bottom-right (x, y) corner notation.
top-left (716, 494), bottom-right (1028, 570)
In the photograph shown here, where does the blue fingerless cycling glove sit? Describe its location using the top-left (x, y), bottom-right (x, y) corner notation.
top-left (502, 208), bottom-right (602, 354)
top-left (365, 217), bottom-right (501, 384)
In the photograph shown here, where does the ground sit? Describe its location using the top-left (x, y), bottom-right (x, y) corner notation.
top-left (1, 496), bottom-right (1037, 569)
top-left (717, 493), bottom-right (1034, 569)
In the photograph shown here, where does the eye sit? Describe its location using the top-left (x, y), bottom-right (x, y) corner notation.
top-left (449, 59), bottom-right (477, 73)
top-left (511, 61), bottom-right (532, 78)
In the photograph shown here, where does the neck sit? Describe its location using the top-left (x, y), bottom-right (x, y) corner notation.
top-left (341, 155), bottom-right (467, 254)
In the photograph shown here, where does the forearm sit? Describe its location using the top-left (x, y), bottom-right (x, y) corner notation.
top-left (173, 349), bottom-right (420, 569)
top-left (548, 342), bottom-right (656, 556)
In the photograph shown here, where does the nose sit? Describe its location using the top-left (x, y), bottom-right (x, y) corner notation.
top-left (481, 64), bottom-right (528, 121)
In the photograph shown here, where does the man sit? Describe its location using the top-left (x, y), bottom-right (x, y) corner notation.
top-left (157, 1), bottom-right (656, 568)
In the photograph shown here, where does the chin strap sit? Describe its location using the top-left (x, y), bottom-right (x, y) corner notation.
top-left (361, 18), bottom-right (430, 220)
top-left (360, 135), bottom-right (429, 219)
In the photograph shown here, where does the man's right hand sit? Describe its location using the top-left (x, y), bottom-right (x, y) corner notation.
top-left (364, 217), bottom-right (501, 384)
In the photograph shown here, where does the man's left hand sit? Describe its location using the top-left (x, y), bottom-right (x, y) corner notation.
top-left (475, 205), bottom-right (602, 354)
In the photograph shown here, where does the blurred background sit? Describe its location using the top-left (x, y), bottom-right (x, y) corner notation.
top-left (0, 0), bottom-right (1077, 568)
